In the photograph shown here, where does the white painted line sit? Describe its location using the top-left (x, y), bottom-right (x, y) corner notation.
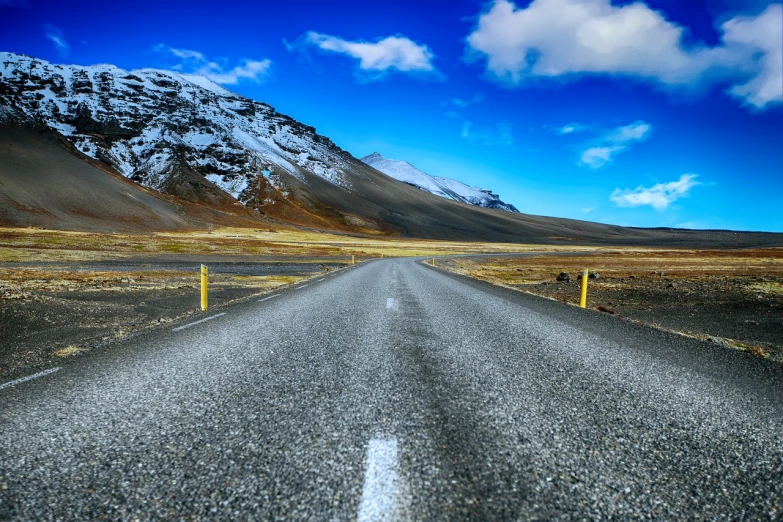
top-left (0, 367), bottom-right (61, 391)
top-left (358, 437), bottom-right (401, 522)
top-left (259, 294), bottom-right (280, 302)
top-left (317, 278), bottom-right (325, 282)
top-left (172, 313), bottom-right (226, 332)
top-left (386, 298), bottom-right (395, 310)
top-left (296, 284), bottom-right (309, 290)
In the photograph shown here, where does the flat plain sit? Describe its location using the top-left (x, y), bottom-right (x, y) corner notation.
top-left (2, 226), bottom-right (782, 381)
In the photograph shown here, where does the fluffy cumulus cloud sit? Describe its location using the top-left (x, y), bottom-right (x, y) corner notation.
top-left (611, 174), bottom-right (700, 210)
top-left (43, 24), bottom-right (69, 57)
top-left (465, 0), bottom-right (783, 110)
top-left (580, 121), bottom-right (652, 168)
top-left (299, 32), bottom-right (439, 79)
top-left (154, 45), bottom-right (271, 85)
top-left (722, 6), bottom-right (783, 109)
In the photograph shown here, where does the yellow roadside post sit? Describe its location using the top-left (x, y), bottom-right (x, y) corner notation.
top-left (381, 253), bottom-right (384, 259)
top-left (352, 255), bottom-right (355, 265)
top-left (580, 269), bottom-right (588, 308)
top-left (432, 257), bottom-right (436, 266)
top-left (200, 264), bottom-right (208, 311)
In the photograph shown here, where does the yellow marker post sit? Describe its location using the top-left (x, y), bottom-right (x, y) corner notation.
top-left (352, 255), bottom-right (355, 265)
top-left (432, 257), bottom-right (436, 267)
top-left (200, 264), bottom-right (208, 311)
top-left (381, 253), bottom-right (384, 259)
top-left (580, 268), bottom-right (588, 308)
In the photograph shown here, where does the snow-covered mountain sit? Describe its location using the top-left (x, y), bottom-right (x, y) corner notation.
top-left (0, 52), bottom-right (354, 208)
top-left (361, 152), bottom-right (518, 213)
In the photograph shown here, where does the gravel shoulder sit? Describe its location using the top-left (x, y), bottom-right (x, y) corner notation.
top-left (437, 248), bottom-right (783, 362)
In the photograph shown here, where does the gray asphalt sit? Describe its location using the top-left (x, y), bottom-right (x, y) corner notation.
top-left (1, 258), bottom-right (782, 520)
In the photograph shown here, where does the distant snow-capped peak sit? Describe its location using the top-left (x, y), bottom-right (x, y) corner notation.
top-left (360, 152), bottom-right (518, 213)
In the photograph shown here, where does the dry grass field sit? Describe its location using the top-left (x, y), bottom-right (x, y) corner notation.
top-left (438, 248), bottom-right (783, 361)
top-left (0, 226), bottom-right (572, 262)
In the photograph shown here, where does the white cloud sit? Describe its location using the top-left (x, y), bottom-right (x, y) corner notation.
top-left (302, 32), bottom-right (439, 79)
top-left (580, 146), bottom-right (619, 169)
top-left (606, 121), bottom-right (652, 143)
top-left (581, 206), bottom-right (596, 213)
top-left (44, 24), bottom-right (69, 57)
top-left (461, 121), bottom-right (515, 147)
top-left (153, 45), bottom-right (271, 85)
top-left (465, 0), bottom-right (782, 110)
top-left (580, 121), bottom-right (652, 168)
top-left (611, 174), bottom-right (700, 210)
top-left (449, 92), bottom-right (486, 108)
top-left (722, 5), bottom-right (783, 109)
top-left (557, 123), bottom-right (586, 135)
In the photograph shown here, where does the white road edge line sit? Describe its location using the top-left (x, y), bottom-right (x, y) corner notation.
top-left (317, 278), bottom-right (325, 282)
top-left (386, 298), bottom-right (394, 310)
top-left (296, 284), bottom-right (308, 290)
top-left (172, 313), bottom-right (226, 332)
top-left (358, 437), bottom-right (401, 522)
top-left (259, 294), bottom-right (280, 302)
top-left (0, 367), bottom-right (61, 391)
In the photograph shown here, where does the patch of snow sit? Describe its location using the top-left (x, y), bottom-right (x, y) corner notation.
top-left (205, 173), bottom-right (249, 199)
top-left (177, 73), bottom-right (235, 97)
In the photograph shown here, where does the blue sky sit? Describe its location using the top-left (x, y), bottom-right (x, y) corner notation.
top-left (1, 0), bottom-right (782, 231)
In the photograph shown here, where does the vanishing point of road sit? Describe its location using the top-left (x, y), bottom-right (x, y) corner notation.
top-left (1, 258), bottom-right (782, 519)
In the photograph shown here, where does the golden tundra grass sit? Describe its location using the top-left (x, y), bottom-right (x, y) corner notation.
top-left (0, 268), bottom-right (309, 297)
top-left (52, 345), bottom-right (87, 357)
top-left (441, 248), bottom-right (783, 286)
top-left (0, 226), bottom-right (592, 262)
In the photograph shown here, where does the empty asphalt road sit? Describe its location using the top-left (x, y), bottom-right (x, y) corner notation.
top-left (1, 258), bottom-right (782, 520)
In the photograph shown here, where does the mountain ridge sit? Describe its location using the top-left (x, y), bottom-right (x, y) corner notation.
top-left (2, 52), bottom-right (782, 247)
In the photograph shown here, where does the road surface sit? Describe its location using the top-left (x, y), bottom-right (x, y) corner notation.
top-left (1, 258), bottom-right (782, 520)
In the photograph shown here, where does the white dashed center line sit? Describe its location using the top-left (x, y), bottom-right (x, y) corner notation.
top-left (358, 437), bottom-right (401, 522)
top-left (296, 284), bottom-right (308, 290)
top-left (0, 367), bottom-right (61, 391)
top-left (172, 313), bottom-right (226, 332)
top-left (386, 298), bottom-right (395, 310)
top-left (259, 294), bottom-right (279, 302)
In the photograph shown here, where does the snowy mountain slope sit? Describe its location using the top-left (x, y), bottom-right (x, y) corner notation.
top-left (0, 52), bottom-right (353, 207)
top-left (360, 152), bottom-right (519, 212)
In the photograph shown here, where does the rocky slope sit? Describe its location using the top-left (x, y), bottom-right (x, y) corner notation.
top-left (0, 52), bottom-right (357, 216)
top-left (361, 152), bottom-right (519, 212)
